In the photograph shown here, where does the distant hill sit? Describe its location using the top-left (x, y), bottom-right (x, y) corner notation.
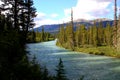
top-left (34, 18), bottom-right (113, 34)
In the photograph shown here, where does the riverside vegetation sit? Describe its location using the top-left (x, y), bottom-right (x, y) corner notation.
top-left (0, 0), bottom-right (119, 80)
top-left (56, 21), bottom-right (120, 57)
top-left (0, 0), bottom-right (67, 80)
top-left (56, 9), bottom-right (120, 57)
top-left (27, 27), bottom-right (55, 43)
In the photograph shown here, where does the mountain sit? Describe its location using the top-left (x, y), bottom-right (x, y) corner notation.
top-left (33, 18), bottom-right (113, 33)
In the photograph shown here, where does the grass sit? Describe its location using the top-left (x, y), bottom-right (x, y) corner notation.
top-left (56, 42), bottom-right (120, 58)
top-left (74, 46), bottom-right (120, 58)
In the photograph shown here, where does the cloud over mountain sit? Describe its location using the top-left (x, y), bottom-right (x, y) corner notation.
top-left (64, 0), bottom-right (113, 20)
top-left (34, 12), bottom-right (60, 28)
top-left (34, 0), bottom-right (114, 28)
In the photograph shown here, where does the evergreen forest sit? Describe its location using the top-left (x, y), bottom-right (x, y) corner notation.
top-left (0, 0), bottom-right (66, 80)
top-left (0, 0), bottom-right (120, 80)
top-left (57, 8), bottom-right (120, 57)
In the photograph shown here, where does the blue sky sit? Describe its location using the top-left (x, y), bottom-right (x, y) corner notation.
top-left (34, 0), bottom-right (120, 27)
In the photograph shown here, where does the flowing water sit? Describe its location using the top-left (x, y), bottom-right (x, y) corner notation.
top-left (27, 40), bottom-right (120, 80)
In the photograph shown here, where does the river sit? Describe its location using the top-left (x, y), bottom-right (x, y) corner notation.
top-left (27, 40), bottom-right (120, 80)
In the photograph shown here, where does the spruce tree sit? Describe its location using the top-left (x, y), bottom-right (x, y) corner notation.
top-left (1, 0), bottom-right (36, 43)
top-left (92, 22), bottom-right (98, 47)
top-left (88, 26), bottom-right (93, 45)
top-left (105, 23), bottom-right (112, 46)
top-left (1, 0), bottom-right (21, 29)
top-left (58, 25), bottom-right (66, 46)
top-left (66, 9), bottom-right (75, 50)
top-left (97, 22), bottom-right (104, 45)
top-left (81, 25), bottom-right (86, 46)
top-left (117, 12), bottom-right (120, 51)
top-left (75, 25), bottom-right (80, 47)
top-left (42, 66), bottom-right (49, 80)
top-left (55, 58), bottom-right (67, 80)
top-left (41, 26), bottom-right (45, 41)
top-left (113, 0), bottom-right (117, 49)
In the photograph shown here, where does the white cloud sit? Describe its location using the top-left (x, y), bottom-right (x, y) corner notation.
top-left (34, 12), bottom-right (47, 28)
top-left (0, 1), bottom-right (3, 5)
top-left (34, 0), bottom-right (114, 28)
top-left (34, 18), bottom-right (60, 28)
top-left (64, 0), bottom-right (112, 20)
top-left (94, 0), bottom-right (113, 2)
top-left (34, 12), bottom-right (60, 28)
top-left (35, 12), bottom-right (46, 21)
top-left (50, 13), bottom-right (58, 18)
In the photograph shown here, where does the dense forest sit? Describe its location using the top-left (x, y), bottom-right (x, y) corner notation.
top-left (0, 0), bottom-right (120, 80)
top-left (0, 0), bottom-right (67, 80)
top-left (27, 26), bottom-right (55, 43)
top-left (57, 7), bottom-right (120, 57)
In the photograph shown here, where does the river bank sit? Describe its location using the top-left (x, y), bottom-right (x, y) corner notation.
top-left (74, 46), bottom-right (120, 58)
top-left (27, 40), bottom-right (120, 80)
top-left (56, 43), bottom-right (120, 58)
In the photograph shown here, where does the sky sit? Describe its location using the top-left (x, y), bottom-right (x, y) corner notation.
top-left (34, 0), bottom-right (120, 28)
top-left (0, 0), bottom-right (120, 27)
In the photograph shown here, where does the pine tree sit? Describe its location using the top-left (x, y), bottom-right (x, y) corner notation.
top-left (66, 9), bottom-right (75, 50)
top-left (30, 55), bottom-right (42, 80)
top-left (35, 30), bottom-right (40, 42)
top-left (1, 0), bottom-right (36, 43)
top-left (41, 26), bottom-right (45, 41)
top-left (25, 0), bottom-right (36, 31)
top-left (117, 12), bottom-right (120, 51)
top-left (55, 58), bottom-right (67, 80)
top-left (113, 0), bottom-right (117, 49)
top-left (81, 25), bottom-right (87, 46)
top-left (45, 32), bottom-right (49, 41)
top-left (66, 24), bottom-right (74, 50)
top-left (42, 66), bottom-right (49, 80)
top-left (75, 25), bottom-right (80, 47)
top-left (86, 28), bottom-right (89, 45)
top-left (97, 22), bottom-right (104, 45)
top-left (93, 22), bottom-right (98, 47)
top-left (105, 23), bottom-right (112, 46)
top-left (21, 0), bottom-right (36, 42)
top-left (1, 0), bottom-right (21, 29)
top-left (58, 25), bottom-right (66, 46)
top-left (88, 26), bottom-right (93, 45)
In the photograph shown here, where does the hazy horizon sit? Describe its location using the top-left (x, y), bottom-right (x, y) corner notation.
top-left (34, 0), bottom-right (120, 27)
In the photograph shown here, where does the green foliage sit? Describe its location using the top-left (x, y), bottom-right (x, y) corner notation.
top-left (75, 26), bottom-right (80, 47)
top-left (42, 66), bottom-right (49, 80)
top-left (41, 26), bottom-right (45, 41)
top-left (57, 25), bottom-right (66, 46)
top-left (27, 30), bottom-right (55, 43)
top-left (0, 1), bottom-right (55, 80)
top-left (55, 58), bottom-right (67, 80)
top-left (88, 26), bottom-right (93, 45)
top-left (27, 30), bottom-right (36, 43)
top-left (92, 25), bottom-right (98, 47)
top-left (78, 75), bottom-right (84, 80)
top-left (57, 19), bottom-right (120, 57)
top-left (116, 14), bottom-right (120, 51)
top-left (97, 22), bottom-right (104, 45)
top-left (105, 23), bottom-right (112, 46)
top-left (66, 24), bottom-right (75, 50)
top-left (75, 46), bottom-right (120, 57)
top-left (80, 25), bottom-right (87, 46)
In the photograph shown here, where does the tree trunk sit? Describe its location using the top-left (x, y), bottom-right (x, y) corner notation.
top-left (113, 0), bottom-right (117, 49)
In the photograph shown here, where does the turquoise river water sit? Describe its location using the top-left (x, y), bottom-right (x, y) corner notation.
top-left (27, 40), bottom-right (120, 80)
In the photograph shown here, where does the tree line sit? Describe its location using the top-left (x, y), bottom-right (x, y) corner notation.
top-left (57, 8), bottom-right (120, 54)
top-left (57, 21), bottom-right (113, 49)
top-left (27, 26), bottom-right (55, 43)
top-left (0, 0), bottom-right (67, 80)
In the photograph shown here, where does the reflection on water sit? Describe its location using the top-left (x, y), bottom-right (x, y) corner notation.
top-left (27, 40), bottom-right (120, 80)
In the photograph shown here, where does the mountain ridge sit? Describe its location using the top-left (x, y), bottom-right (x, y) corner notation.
top-left (34, 18), bottom-right (113, 33)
